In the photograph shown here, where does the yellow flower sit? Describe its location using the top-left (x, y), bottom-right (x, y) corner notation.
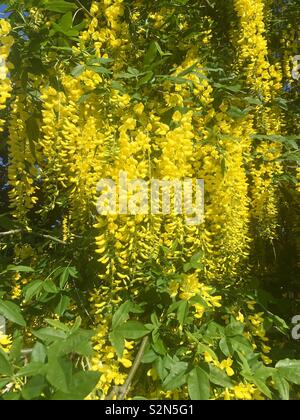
top-left (204, 351), bottom-right (219, 366)
top-left (219, 358), bottom-right (235, 377)
top-left (233, 383), bottom-right (255, 400)
top-left (114, 372), bottom-right (126, 385)
top-left (204, 351), bottom-right (213, 363)
top-left (249, 313), bottom-right (264, 327)
top-left (0, 333), bottom-right (12, 353)
top-left (0, 19), bottom-right (11, 35)
top-left (147, 368), bottom-right (158, 380)
top-left (193, 303), bottom-right (205, 319)
top-left (172, 110), bottom-right (182, 122)
top-left (124, 340), bottom-right (134, 350)
top-left (261, 354), bottom-right (272, 365)
top-left (179, 273), bottom-right (200, 301)
top-left (261, 344), bottom-right (271, 354)
top-left (168, 280), bottom-right (179, 298)
top-left (236, 311), bottom-right (244, 323)
top-left (247, 300), bottom-right (256, 311)
top-left (118, 357), bottom-right (132, 368)
top-left (209, 295), bottom-right (222, 308)
top-left (223, 388), bottom-right (233, 400)
top-left (11, 284), bottom-right (22, 300)
top-left (133, 103), bottom-right (144, 116)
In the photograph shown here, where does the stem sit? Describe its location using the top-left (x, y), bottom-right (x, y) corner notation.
top-left (32, 233), bottom-right (67, 245)
top-left (75, 0), bottom-right (94, 19)
top-left (0, 229), bottom-right (67, 245)
top-left (107, 336), bottom-right (149, 400)
top-left (0, 229), bottom-right (22, 236)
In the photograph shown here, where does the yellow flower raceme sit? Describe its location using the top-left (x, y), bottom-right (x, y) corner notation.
top-left (0, 332), bottom-right (12, 353)
top-left (0, 19), bottom-right (13, 134)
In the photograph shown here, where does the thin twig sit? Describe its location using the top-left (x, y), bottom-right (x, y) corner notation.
top-left (75, 0), bottom-right (94, 19)
top-left (32, 233), bottom-right (67, 245)
top-left (0, 229), bottom-right (21, 236)
top-left (107, 336), bottom-right (149, 400)
top-left (0, 229), bottom-right (67, 245)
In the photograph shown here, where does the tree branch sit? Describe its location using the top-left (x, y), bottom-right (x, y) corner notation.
top-left (0, 229), bottom-right (67, 245)
top-left (107, 336), bottom-right (149, 400)
top-left (75, 0), bottom-right (94, 19)
top-left (0, 229), bottom-right (21, 236)
top-left (32, 233), bottom-right (67, 245)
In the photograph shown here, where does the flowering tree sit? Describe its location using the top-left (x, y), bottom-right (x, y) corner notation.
top-left (0, 0), bottom-right (299, 400)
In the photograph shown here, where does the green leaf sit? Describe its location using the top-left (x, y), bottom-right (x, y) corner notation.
top-left (0, 378), bottom-right (10, 389)
top-left (142, 348), bottom-right (159, 364)
top-left (194, 340), bottom-right (218, 361)
top-left (227, 106), bottom-right (249, 119)
top-left (177, 301), bottom-right (189, 326)
top-left (0, 349), bottom-right (13, 376)
top-left (2, 392), bottom-right (21, 400)
top-left (219, 337), bottom-right (233, 357)
top-left (67, 267), bottom-right (78, 278)
top-left (52, 371), bottom-right (100, 400)
top-left (152, 336), bottom-right (167, 356)
top-left (86, 65), bottom-right (112, 76)
top-left (6, 265), bottom-right (34, 273)
top-left (0, 300), bottom-right (26, 327)
top-left (209, 366), bottom-right (233, 388)
top-left (59, 11), bottom-right (73, 29)
top-left (87, 57), bottom-right (114, 66)
top-left (112, 301), bottom-right (132, 329)
top-left (59, 268), bottom-right (70, 289)
top-left (251, 377), bottom-right (272, 399)
top-left (21, 375), bottom-right (47, 400)
top-left (55, 295), bottom-right (70, 316)
top-left (54, 331), bottom-right (94, 357)
top-left (41, 1), bottom-right (77, 13)
top-left (163, 371), bottom-right (187, 391)
top-left (230, 335), bottom-right (253, 354)
top-left (59, 266), bottom-right (78, 289)
top-left (144, 42), bottom-right (158, 66)
top-left (46, 357), bottom-right (72, 393)
top-left (273, 372), bottom-right (289, 400)
top-left (115, 321), bottom-right (149, 340)
top-left (275, 359), bottom-right (300, 385)
top-left (150, 312), bottom-right (160, 328)
top-left (71, 64), bottom-right (85, 77)
top-left (33, 327), bottom-right (67, 343)
top-left (9, 336), bottom-right (23, 363)
top-left (17, 362), bottom-right (47, 377)
top-left (163, 361), bottom-right (188, 391)
top-left (23, 280), bottom-right (44, 302)
top-left (43, 280), bottom-right (59, 294)
top-left (214, 83), bottom-right (243, 93)
top-left (225, 319), bottom-right (244, 337)
top-left (109, 331), bottom-right (124, 358)
top-left (188, 367), bottom-right (210, 400)
top-left (45, 319), bottom-right (70, 332)
top-left (31, 343), bottom-right (47, 364)
top-left (70, 317), bottom-right (82, 333)
top-left (253, 365), bottom-right (275, 381)
top-left (26, 116), bottom-right (40, 142)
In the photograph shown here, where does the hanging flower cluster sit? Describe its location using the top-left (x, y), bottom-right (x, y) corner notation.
top-left (0, 19), bottom-right (13, 134)
top-left (2, 0), bottom-right (299, 401)
top-left (233, 0), bottom-right (284, 240)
